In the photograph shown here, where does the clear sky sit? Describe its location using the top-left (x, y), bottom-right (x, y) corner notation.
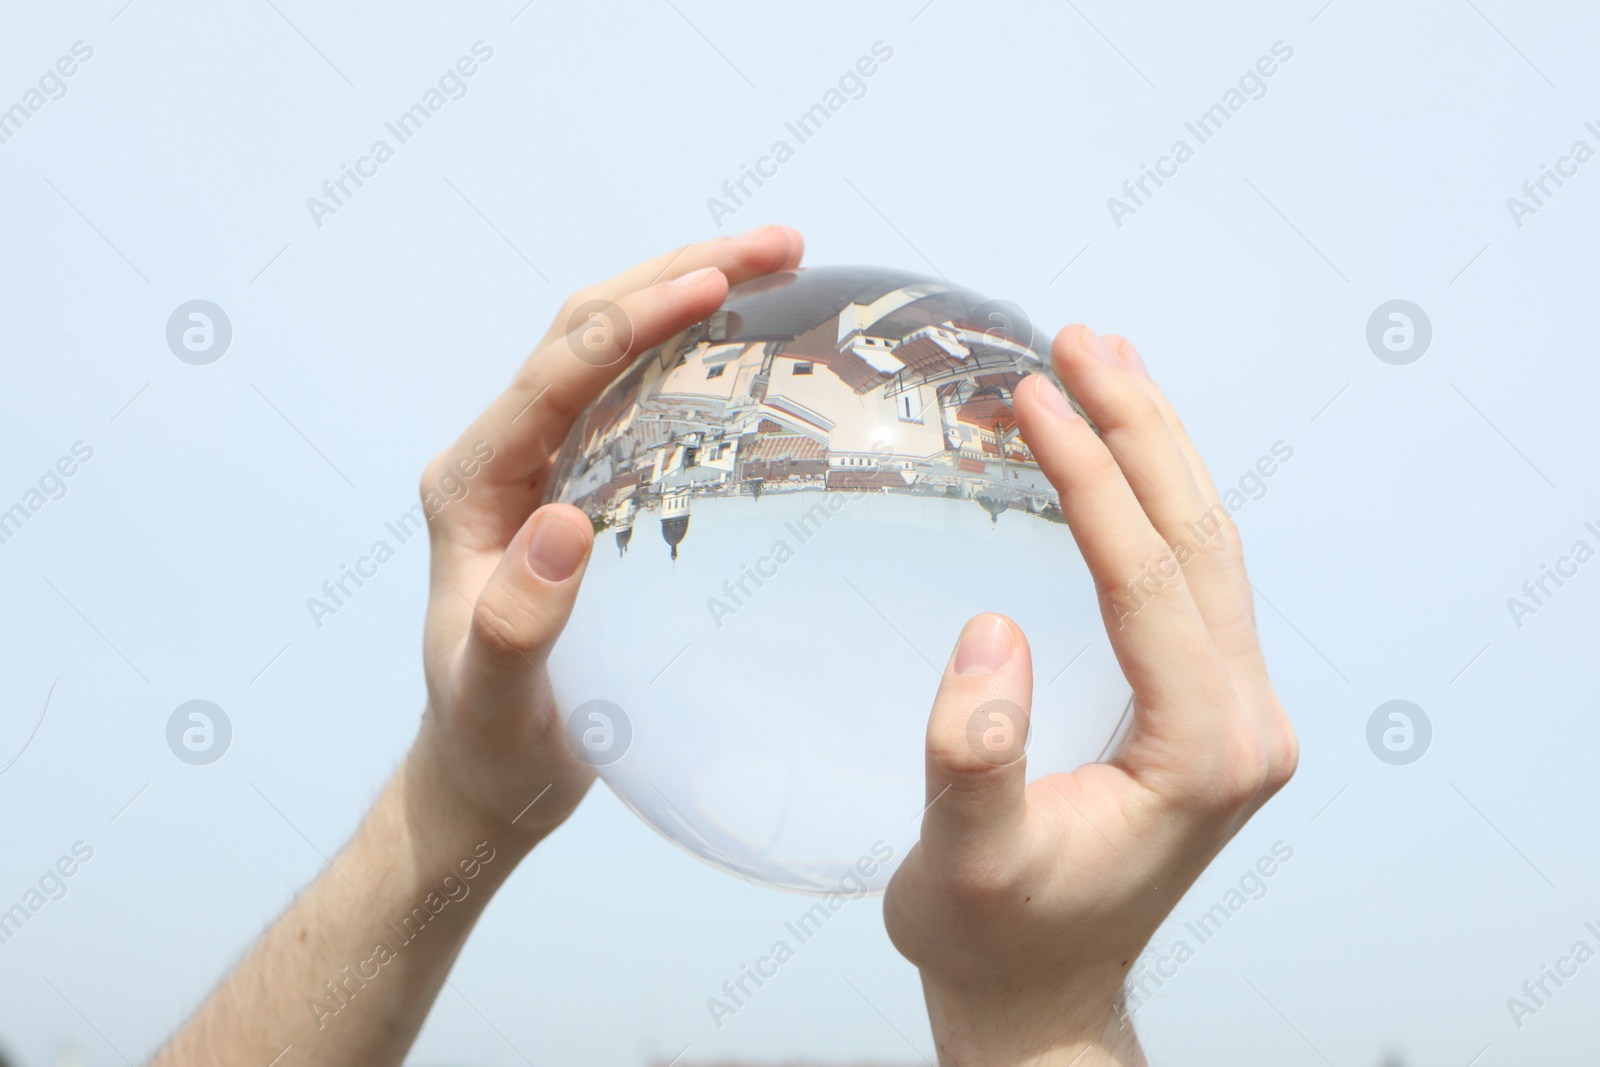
top-left (3, 1), bottom-right (1599, 1064)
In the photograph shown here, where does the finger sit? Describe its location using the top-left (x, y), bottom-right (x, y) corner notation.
top-left (918, 614), bottom-right (1034, 857)
top-left (452, 503), bottom-right (594, 735)
top-left (1101, 334), bottom-right (1222, 509)
top-left (1012, 373), bottom-right (1234, 736)
top-left (1101, 336), bottom-right (1284, 769)
top-left (536, 225), bottom-right (803, 349)
top-left (431, 228), bottom-right (805, 549)
top-left (1053, 327), bottom-right (1261, 666)
top-left (431, 266), bottom-right (732, 551)
top-left (1098, 333), bottom-right (1266, 678)
top-left (1051, 325), bottom-right (1215, 555)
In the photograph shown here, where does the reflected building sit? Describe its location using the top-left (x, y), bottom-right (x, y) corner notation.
top-left (613, 498), bottom-right (635, 557)
top-left (660, 487), bottom-right (690, 561)
top-left (547, 267), bottom-right (1076, 560)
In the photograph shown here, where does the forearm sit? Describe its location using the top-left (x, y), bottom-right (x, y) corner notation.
top-left (152, 741), bottom-right (536, 1067)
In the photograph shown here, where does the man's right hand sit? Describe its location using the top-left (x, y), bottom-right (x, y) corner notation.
top-left (884, 325), bottom-right (1298, 1066)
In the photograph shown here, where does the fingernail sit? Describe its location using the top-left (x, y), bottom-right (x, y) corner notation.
top-left (669, 266), bottom-right (717, 288)
top-left (1123, 344), bottom-right (1150, 378)
top-left (776, 225), bottom-right (799, 262)
top-left (953, 614), bottom-right (1013, 676)
top-left (1029, 374), bottom-right (1080, 422)
top-left (528, 510), bottom-right (588, 581)
top-left (739, 223), bottom-right (778, 240)
top-left (1082, 326), bottom-right (1117, 365)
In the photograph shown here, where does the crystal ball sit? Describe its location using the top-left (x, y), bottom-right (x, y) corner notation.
top-left (545, 266), bottom-right (1131, 894)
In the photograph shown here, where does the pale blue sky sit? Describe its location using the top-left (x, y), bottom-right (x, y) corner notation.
top-left (3, 1), bottom-right (1600, 1064)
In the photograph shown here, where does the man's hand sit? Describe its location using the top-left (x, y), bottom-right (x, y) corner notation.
top-left (408, 224), bottom-right (806, 850)
top-left (883, 326), bottom-right (1298, 1066)
top-left (151, 225), bottom-right (805, 1067)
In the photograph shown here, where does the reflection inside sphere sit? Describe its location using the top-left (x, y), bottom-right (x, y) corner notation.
top-left (546, 266), bottom-right (1130, 894)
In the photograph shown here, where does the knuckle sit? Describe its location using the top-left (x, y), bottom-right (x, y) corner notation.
top-left (419, 454), bottom-right (450, 500)
top-left (1133, 371), bottom-right (1176, 412)
top-left (1093, 383), bottom-right (1163, 436)
top-left (1163, 716), bottom-right (1274, 816)
top-left (557, 287), bottom-right (599, 325)
top-left (928, 732), bottom-right (1018, 782)
top-left (1219, 527), bottom-right (1245, 566)
top-left (557, 293), bottom-right (634, 368)
top-left (1099, 546), bottom-right (1187, 612)
top-left (1192, 516), bottom-right (1241, 566)
top-left (1162, 401), bottom-right (1191, 436)
top-left (1082, 444), bottom-right (1124, 481)
top-left (1212, 727), bottom-right (1273, 809)
top-left (509, 358), bottom-right (548, 399)
top-left (468, 595), bottom-right (542, 661)
top-left (1262, 711), bottom-right (1300, 793)
top-left (1170, 504), bottom-right (1244, 575)
top-left (1121, 389), bottom-right (1164, 427)
top-left (419, 460), bottom-right (457, 524)
top-left (1229, 525), bottom-right (1247, 560)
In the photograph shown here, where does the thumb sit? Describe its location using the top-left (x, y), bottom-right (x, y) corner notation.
top-left (456, 503), bottom-right (593, 722)
top-left (919, 613), bottom-right (1034, 854)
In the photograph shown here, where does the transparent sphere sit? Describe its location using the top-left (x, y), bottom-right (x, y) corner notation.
top-left (545, 266), bottom-right (1130, 895)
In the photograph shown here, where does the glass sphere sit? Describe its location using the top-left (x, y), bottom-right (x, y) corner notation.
top-left (545, 266), bottom-right (1131, 895)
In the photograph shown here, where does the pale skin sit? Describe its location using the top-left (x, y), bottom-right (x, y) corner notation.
top-left (885, 328), bottom-right (1298, 1065)
top-left (150, 229), bottom-right (1295, 1067)
top-left (150, 224), bottom-right (807, 1066)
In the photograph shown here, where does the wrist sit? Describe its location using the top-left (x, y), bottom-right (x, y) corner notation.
top-left (394, 730), bottom-right (544, 883)
top-left (920, 971), bottom-right (1142, 1067)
